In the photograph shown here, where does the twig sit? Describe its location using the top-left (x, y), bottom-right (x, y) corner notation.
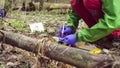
top-left (0, 30), bottom-right (6, 50)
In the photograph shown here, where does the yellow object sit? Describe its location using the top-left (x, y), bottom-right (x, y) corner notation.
top-left (88, 48), bottom-right (102, 54)
top-left (76, 42), bottom-right (102, 54)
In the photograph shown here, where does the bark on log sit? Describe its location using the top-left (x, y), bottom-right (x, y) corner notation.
top-left (0, 30), bottom-right (119, 68)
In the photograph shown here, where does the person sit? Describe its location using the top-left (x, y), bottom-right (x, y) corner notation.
top-left (0, 7), bottom-right (7, 18)
top-left (59, 0), bottom-right (120, 47)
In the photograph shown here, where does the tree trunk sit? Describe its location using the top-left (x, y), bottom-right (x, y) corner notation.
top-left (0, 30), bottom-right (119, 68)
top-left (39, 0), bottom-right (44, 11)
top-left (4, 0), bottom-right (12, 11)
top-left (0, 0), bottom-right (5, 8)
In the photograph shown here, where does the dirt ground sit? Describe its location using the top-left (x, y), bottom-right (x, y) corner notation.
top-left (0, 10), bottom-right (77, 68)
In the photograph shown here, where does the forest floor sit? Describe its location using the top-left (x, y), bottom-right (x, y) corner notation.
top-left (0, 10), bottom-right (81, 68)
top-left (0, 9), bottom-right (120, 68)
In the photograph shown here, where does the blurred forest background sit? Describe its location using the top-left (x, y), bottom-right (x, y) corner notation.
top-left (0, 0), bottom-right (120, 68)
top-left (0, 0), bottom-right (70, 11)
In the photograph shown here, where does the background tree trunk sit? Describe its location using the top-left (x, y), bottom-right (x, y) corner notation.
top-left (39, 0), bottom-right (44, 11)
top-left (4, 0), bottom-right (12, 11)
top-left (0, 0), bottom-right (5, 8)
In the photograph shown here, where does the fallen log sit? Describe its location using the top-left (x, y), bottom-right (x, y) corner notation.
top-left (0, 30), bottom-right (119, 68)
top-left (44, 3), bottom-right (70, 12)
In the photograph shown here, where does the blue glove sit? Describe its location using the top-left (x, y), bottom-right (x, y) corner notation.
top-left (0, 8), bottom-right (7, 18)
top-left (59, 25), bottom-right (72, 37)
top-left (59, 34), bottom-right (76, 45)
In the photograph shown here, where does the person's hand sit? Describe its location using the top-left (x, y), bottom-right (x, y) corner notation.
top-left (59, 25), bottom-right (72, 37)
top-left (0, 8), bottom-right (7, 18)
top-left (59, 34), bottom-right (76, 45)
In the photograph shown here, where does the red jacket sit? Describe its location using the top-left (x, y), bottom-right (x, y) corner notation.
top-left (68, 0), bottom-right (120, 40)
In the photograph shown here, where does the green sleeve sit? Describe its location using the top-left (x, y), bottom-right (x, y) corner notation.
top-left (77, 0), bottom-right (120, 42)
top-left (66, 10), bottom-right (81, 33)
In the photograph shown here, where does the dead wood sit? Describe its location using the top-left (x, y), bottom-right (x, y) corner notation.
top-left (0, 30), bottom-right (119, 68)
